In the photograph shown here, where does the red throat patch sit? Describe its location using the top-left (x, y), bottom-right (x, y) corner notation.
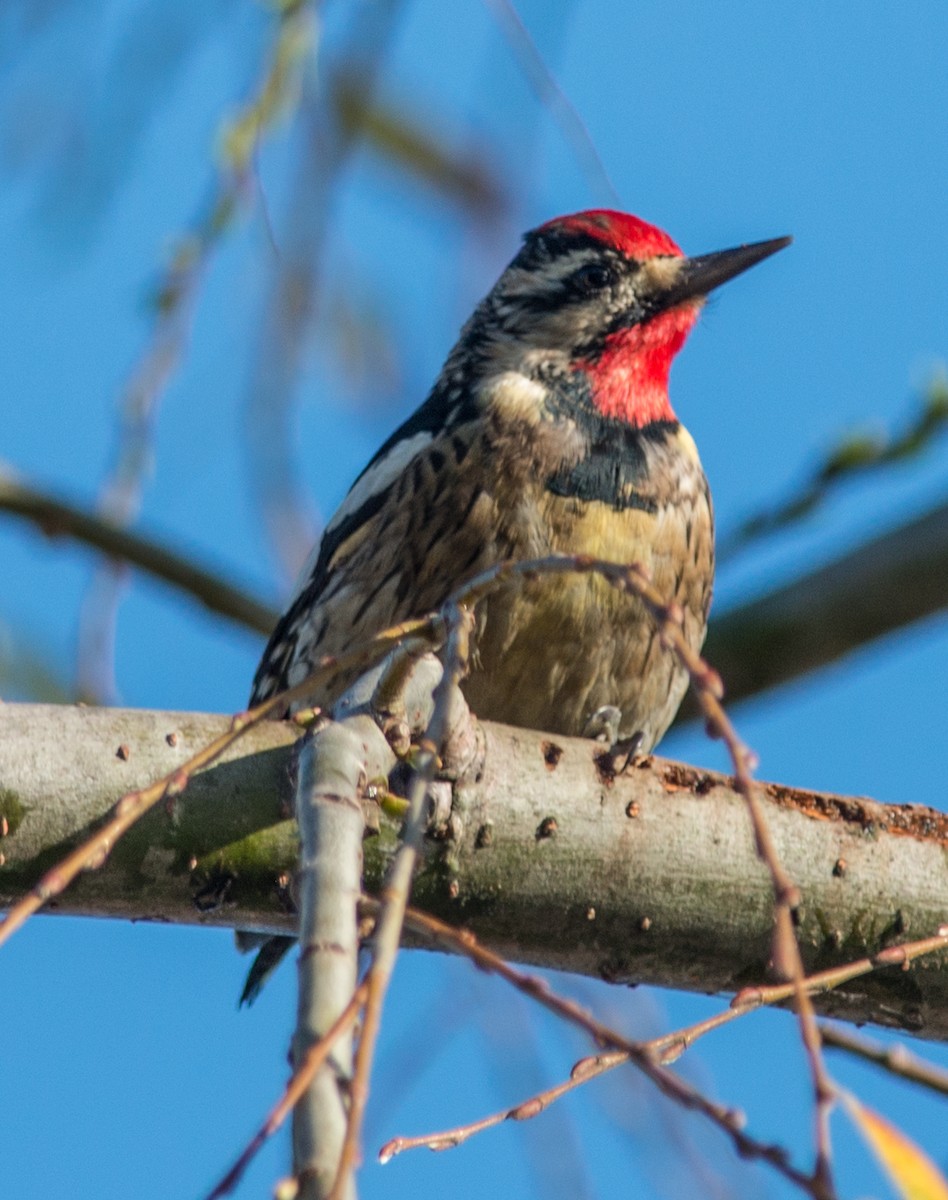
top-left (539, 209), bottom-right (695, 427)
top-left (579, 305), bottom-right (699, 427)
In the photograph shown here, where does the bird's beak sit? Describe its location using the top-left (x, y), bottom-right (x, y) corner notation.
top-left (663, 235), bottom-right (792, 308)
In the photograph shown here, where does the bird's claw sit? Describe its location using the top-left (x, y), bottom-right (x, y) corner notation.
top-left (584, 706), bottom-right (646, 772)
top-left (607, 730), bottom-right (646, 773)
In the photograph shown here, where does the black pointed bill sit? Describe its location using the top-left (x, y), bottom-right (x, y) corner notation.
top-left (662, 235), bottom-right (792, 309)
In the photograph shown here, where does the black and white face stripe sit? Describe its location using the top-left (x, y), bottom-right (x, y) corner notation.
top-left (512, 228), bottom-right (619, 271)
top-left (483, 230), bottom-right (685, 361)
top-left (500, 233), bottom-right (631, 313)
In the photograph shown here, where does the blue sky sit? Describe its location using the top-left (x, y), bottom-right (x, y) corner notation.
top-left (2, 2), bottom-right (947, 1197)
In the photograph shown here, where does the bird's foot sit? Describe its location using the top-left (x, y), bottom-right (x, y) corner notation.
top-left (607, 730), bottom-right (646, 773)
top-left (584, 706), bottom-right (646, 772)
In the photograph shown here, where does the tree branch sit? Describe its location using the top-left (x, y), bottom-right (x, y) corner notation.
top-left (293, 722), bottom-right (371, 1199)
top-left (0, 468), bottom-right (278, 634)
top-left (2, 703), bottom-right (947, 1038)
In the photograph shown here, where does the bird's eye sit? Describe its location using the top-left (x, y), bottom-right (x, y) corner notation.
top-left (571, 262), bottom-right (615, 295)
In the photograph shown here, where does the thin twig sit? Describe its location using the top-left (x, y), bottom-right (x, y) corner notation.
top-left (381, 915), bottom-right (948, 1165)
top-left (482, 0), bottom-right (620, 205)
top-left (400, 910), bottom-right (948, 1076)
top-left (681, 636), bottom-right (837, 1194)
top-left (820, 1023), bottom-right (948, 1098)
top-left (654, 925), bottom-right (948, 1064)
top-left (206, 981), bottom-right (369, 1200)
top-left (396, 906), bottom-right (815, 1191)
top-left (540, 547), bottom-right (840, 1193)
top-left (380, 1065), bottom-right (591, 1161)
top-left (0, 468), bottom-right (278, 634)
top-left (379, 917), bottom-right (948, 1165)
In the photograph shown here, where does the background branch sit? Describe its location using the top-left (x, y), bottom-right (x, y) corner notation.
top-left (2, 703), bottom-right (947, 1038)
top-left (719, 376), bottom-right (948, 558)
top-left (0, 468), bottom-right (278, 634)
top-left (691, 499), bottom-right (948, 712)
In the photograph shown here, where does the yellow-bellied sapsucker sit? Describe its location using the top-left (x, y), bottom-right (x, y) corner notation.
top-left (251, 210), bottom-right (788, 746)
top-left (240, 211), bottom-right (788, 1004)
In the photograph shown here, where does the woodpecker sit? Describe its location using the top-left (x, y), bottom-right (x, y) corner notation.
top-left (251, 210), bottom-right (789, 746)
top-left (241, 210), bottom-right (788, 1003)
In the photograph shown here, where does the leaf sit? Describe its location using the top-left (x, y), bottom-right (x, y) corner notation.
top-left (845, 1094), bottom-right (948, 1200)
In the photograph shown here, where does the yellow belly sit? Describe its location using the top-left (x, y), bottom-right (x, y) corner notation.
top-left (462, 488), bottom-right (712, 745)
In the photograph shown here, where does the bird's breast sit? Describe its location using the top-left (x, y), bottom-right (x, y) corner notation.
top-left (463, 421), bottom-right (714, 742)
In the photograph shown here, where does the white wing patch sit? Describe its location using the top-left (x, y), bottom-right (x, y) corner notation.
top-left (325, 430), bottom-right (433, 538)
top-left (289, 533), bottom-right (327, 599)
top-left (283, 430), bottom-right (433, 602)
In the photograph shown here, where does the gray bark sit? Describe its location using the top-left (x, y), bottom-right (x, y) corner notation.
top-left (293, 723), bottom-right (376, 1200)
top-left (2, 703), bottom-right (947, 1039)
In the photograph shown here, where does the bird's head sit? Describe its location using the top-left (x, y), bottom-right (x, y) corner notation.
top-left (483, 209), bottom-right (790, 429)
